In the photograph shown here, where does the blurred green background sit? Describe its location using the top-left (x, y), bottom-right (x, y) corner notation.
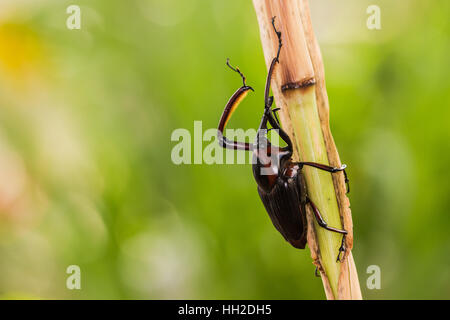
top-left (0, 0), bottom-right (448, 299)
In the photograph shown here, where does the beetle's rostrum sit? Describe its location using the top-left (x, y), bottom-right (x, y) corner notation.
top-left (217, 17), bottom-right (349, 262)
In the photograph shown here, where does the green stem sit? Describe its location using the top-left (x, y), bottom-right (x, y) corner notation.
top-left (285, 87), bottom-right (343, 298)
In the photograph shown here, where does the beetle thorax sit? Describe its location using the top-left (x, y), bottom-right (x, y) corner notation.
top-left (252, 145), bottom-right (293, 193)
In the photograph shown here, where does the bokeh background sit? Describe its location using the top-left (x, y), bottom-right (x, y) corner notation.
top-left (0, 0), bottom-right (448, 299)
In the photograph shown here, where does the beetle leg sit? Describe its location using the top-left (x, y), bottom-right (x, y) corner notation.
top-left (259, 16), bottom-right (295, 155)
top-left (272, 107), bottom-right (281, 126)
top-left (337, 236), bottom-right (346, 262)
top-left (217, 60), bottom-right (255, 151)
top-left (297, 162), bottom-right (350, 194)
top-left (264, 107), bottom-right (285, 147)
top-left (314, 266), bottom-right (321, 277)
top-left (226, 58), bottom-right (249, 87)
top-left (265, 96), bottom-right (273, 108)
top-left (298, 162), bottom-right (346, 173)
top-left (307, 197), bottom-right (347, 262)
top-left (262, 106), bottom-right (293, 152)
top-left (271, 16), bottom-right (282, 62)
top-left (343, 169), bottom-right (350, 194)
top-left (264, 16), bottom-right (282, 108)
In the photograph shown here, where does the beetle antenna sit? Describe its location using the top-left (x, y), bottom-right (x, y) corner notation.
top-left (271, 16), bottom-right (282, 62)
top-left (226, 58), bottom-right (248, 88)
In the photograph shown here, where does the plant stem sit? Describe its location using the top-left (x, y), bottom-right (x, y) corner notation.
top-left (252, 0), bottom-right (362, 299)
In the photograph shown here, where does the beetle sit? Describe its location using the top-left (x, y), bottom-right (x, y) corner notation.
top-left (217, 17), bottom-right (349, 261)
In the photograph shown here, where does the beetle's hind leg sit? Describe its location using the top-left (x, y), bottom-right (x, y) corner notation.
top-left (314, 266), bottom-right (321, 277)
top-left (343, 169), bottom-right (350, 194)
top-left (307, 197), bottom-right (347, 262)
top-left (298, 162), bottom-right (346, 173)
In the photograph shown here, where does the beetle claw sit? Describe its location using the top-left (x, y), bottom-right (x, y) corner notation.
top-left (336, 236), bottom-right (346, 262)
top-left (336, 250), bottom-right (344, 262)
top-left (314, 266), bottom-right (321, 277)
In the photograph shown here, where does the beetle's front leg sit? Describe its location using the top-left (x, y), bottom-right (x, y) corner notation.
top-left (217, 59), bottom-right (255, 151)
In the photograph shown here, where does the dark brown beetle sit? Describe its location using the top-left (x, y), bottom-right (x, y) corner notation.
top-left (217, 18), bottom-right (349, 261)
